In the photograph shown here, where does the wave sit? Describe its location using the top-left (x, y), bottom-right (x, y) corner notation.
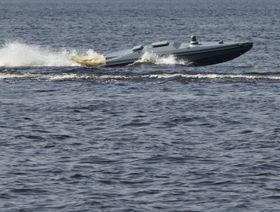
top-left (1, 72), bottom-right (280, 82)
top-left (148, 73), bottom-right (280, 80)
top-left (0, 42), bottom-right (105, 67)
top-left (0, 72), bottom-right (131, 81)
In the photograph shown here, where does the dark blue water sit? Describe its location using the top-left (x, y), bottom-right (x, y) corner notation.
top-left (1, 0), bottom-right (280, 211)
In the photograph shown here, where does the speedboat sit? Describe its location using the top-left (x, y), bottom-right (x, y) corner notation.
top-left (104, 36), bottom-right (253, 67)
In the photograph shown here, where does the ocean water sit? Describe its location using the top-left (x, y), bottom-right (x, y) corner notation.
top-left (1, 0), bottom-right (280, 211)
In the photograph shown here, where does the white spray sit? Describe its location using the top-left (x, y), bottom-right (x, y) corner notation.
top-left (0, 42), bottom-right (105, 67)
top-left (135, 52), bottom-right (187, 65)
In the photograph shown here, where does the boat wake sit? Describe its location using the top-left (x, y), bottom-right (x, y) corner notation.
top-left (0, 42), bottom-right (105, 67)
top-left (1, 72), bottom-right (280, 82)
top-left (0, 42), bottom-right (186, 68)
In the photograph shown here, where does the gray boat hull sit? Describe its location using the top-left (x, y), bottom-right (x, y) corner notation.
top-left (104, 39), bottom-right (253, 67)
